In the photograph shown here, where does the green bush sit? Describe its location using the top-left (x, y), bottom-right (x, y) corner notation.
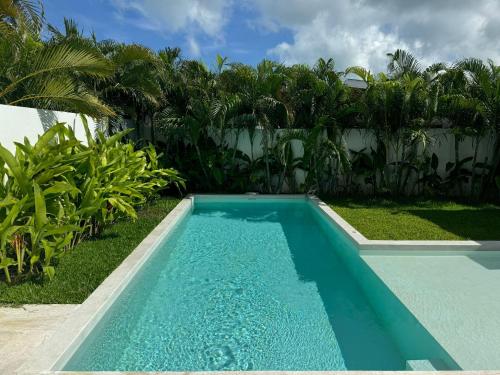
top-left (0, 119), bottom-right (184, 283)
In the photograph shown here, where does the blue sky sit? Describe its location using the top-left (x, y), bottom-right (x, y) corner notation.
top-left (44, 0), bottom-right (500, 73)
top-left (44, 1), bottom-right (293, 68)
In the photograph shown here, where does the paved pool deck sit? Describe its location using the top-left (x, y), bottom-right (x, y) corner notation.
top-left (0, 304), bottom-right (78, 374)
top-left (362, 253), bottom-right (500, 371)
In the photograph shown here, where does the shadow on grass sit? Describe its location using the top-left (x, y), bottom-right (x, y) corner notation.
top-left (91, 232), bottom-right (120, 241)
top-left (407, 209), bottom-right (500, 240)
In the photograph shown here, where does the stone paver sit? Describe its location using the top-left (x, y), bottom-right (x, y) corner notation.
top-left (0, 304), bottom-right (78, 374)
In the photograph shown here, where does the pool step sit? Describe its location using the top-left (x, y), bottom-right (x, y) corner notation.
top-left (406, 359), bottom-right (448, 371)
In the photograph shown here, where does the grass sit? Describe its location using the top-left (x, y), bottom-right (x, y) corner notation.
top-left (0, 197), bottom-right (181, 305)
top-left (325, 197), bottom-right (500, 241)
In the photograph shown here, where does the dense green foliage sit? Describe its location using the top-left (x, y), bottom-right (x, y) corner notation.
top-left (0, 120), bottom-right (183, 283)
top-left (2, 1), bottom-right (499, 199)
top-left (0, 197), bottom-right (180, 304)
top-left (327, 198), bottom-right (500, 240)
top-left (0, 0), bottom-right (115, 116)
top-left (153, 52), bottom-right (499, 198)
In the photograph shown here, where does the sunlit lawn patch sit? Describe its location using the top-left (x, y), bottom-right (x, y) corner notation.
top-left (326, 198), bottom-right (500, 241)
top-left (0, 197), bottom-right (181, 305)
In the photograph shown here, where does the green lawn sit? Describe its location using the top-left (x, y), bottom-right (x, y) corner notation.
top-left (0, 197), bottom-right (181, 305)
top-left (326, 198), bottom-right (500, 241)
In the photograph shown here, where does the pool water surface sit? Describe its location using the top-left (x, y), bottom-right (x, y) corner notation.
top-left (64, 198), bottom-right (456, 371)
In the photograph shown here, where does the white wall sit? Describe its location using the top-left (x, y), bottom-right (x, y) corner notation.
top-left (220, 127), bottom-right (496, 193)
top-left (0, 104), bottom-right (100, 152)
top-left (2, 103), bottom-right (495, 193)
top-left (224, 127), bottom-right (495, 166)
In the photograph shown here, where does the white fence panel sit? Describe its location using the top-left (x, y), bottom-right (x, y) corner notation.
top-left (0, 104), bottom-right (99, 152)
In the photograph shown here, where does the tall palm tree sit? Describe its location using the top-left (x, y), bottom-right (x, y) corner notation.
top-left (242, 60), bottom-right (290, 192)
top-left (0, 0), bottom-right (43, 35)
top-left (47, 19), bottom-right (166, 133)
top-left (0, 3), bottom-right (115, 117)
top-left (347, 64), bottom-right (432, 194)
top-left (387, 49), bottom-right (422, 79)
top-left (455, 58), bottom-right (500, 194)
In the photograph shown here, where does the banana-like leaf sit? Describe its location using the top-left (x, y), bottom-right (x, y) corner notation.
top-left (107, 197), bottom-right (137, 219)
top-left (44, 181), bottom-right (80, 196)
top-left (0, 144), bottom-right (31, 193)
top-left (33, 182), bottom-right (48, 230)
top-left (44, 225), bottom-right (81, 236)
top-left (33, 123), bottom-right (67, 154)
top-left (0, 197), bottom-right (27, 232)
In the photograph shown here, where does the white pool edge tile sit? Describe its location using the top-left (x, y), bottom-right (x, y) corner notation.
top-left (47, 371), bottom-right (500, 374)
top-left (307, 195), bottom-right (500, 254)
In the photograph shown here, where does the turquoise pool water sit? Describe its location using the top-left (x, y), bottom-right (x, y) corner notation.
top-left (64, 197), bottom-right (456, 371)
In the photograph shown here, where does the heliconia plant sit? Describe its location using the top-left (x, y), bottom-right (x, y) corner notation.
top-left (0, 120), bottom-right (184, 283)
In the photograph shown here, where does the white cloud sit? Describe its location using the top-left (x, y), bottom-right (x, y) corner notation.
top-left (251, 0), bottom-right (500, 72)
top-left (111, 0), bottom-right (231, 37)
top-left (108, 0), bottom-right (500, 70)
top-left (187, 35), bottom-right (201, 56)
top-left (268, 15), bottom-right (410, 73)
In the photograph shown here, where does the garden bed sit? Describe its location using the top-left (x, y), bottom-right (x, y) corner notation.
top-left (0, 197), bottom-right (181, 305)
top-left (326, 198), bottom-right (500, 241)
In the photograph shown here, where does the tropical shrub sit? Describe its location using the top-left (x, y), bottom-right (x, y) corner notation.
top-left (2, 0), bottom-right (500, 199)
top-left (0, 120), bottom-right (183, 282)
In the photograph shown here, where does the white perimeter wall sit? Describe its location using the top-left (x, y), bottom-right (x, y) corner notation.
top-left (1, 103), bottom-right (495, 192)
top-left (0, 104), bottom-right (99, 152)
top-left (225, 128), bottom-right (496, 170)
top-left (222, 127), bottom-right (496, 190)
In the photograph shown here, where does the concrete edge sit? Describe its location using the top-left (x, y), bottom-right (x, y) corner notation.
top-left (20, 197), bottom-right (194, 374)
top-left (47, 371), bottom-right (500, 375)
top-left (307, 195), bottom-right (500, 254)
top-left (194, 194), bottom-right (309, 200)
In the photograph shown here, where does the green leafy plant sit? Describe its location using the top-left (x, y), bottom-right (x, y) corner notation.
top-left (0, 121), bottom-right (183, 283)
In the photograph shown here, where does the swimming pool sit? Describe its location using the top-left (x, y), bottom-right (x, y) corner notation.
top-left (62, 196), bottom-right (458, 371)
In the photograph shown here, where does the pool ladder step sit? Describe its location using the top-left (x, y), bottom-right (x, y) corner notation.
top-left (406, 359), bottom-right (448, 371)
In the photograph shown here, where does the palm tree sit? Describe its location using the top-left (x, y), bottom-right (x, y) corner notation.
top-left (347, 64), bottom-right (432, 194)
top-left (244, 60), bottom-right (290, 192)
top-left (387, 49), bottom-right (422, 79)
top-left (0, 0), bottom-right (43, 35)
top-left (0, 5), bottom-right (115, 117)
top-left (154, 59), bottom-right (217, 189)
top-left (455, 58), bottom-right (500, 195)
top-left (47, 19), bottom-right (164, 133)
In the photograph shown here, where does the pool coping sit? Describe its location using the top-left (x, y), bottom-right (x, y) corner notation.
top-left (307, 195), bottom-right (500, 254)
top-left (20, 194), bottom-right (500, 374)
top-left (48, 372), bottom-right (500, 375)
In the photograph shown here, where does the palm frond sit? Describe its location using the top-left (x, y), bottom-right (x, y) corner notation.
top-left (0, 43), bottom-right (114, 99)
top-left (387, 49), bottom-right (422, 78)
top-left (8, 77), bottom-right (114, 117)
top-left (345, 66), bottom-right (374, 83)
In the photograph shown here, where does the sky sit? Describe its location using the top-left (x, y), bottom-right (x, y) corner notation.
top-left (44, 0), bottom-right (500, 73)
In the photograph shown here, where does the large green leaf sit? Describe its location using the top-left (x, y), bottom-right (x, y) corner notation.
top-left (33, 182), bottom-right (48, 229)
top-left (0, 144), bottom-right (30, 193)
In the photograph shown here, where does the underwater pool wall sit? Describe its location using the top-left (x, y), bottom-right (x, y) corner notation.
top-left (308, 199), bottom-right (460, 369)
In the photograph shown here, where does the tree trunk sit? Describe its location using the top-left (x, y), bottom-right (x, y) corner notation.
top-left (263, 129), bottom-right (272, 193)
top-left (195, 143), bottom-right (211, 189)
top-left (484, 137), bottom-right (500, 195)
top-left (470, 136), bottom-right (480, 198)
top-left (454, 134), bottom-right (463, 196)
